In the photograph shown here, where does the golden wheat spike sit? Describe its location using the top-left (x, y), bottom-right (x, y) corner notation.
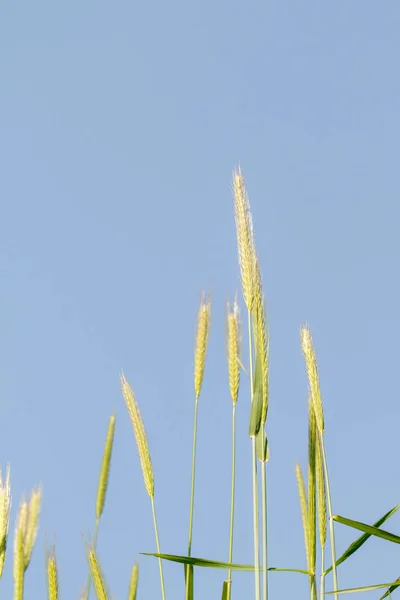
top-left (253, 260), bottom-right (269, 425)
top-left (85, 545), bottom-right (109, 600)
top-left (300, 326), bottom-right (324, 434)
top-left (233, 167), bottom-right (257, 312)
top-left (13, 502), bottom-right (28, 600)
top-left (24, 487), bottom-right (41, 569)
top-left (295, 464), bottom-right (311, 573)
top-left (0, 465), bottom-right (11, 578)
top-left (121, 374), bottom-right (155, 498)
top-left (128, 562), bottom-right (139, 600)
top-left (194, 292), bottom-right (212, 400)
top-left (47, 547), bottom-right (59, 600)
top-left (96, 414), bottom-right (116, 520)
top-left (226, 297), bottom-right (241, 405)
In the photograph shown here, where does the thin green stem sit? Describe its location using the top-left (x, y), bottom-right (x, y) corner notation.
top-left (261, 462), bottom-right (268, 600)
top-left (248, 309), bottom-right (260, 600)
top-left (228, 403), bottom-right (237, 584)
top-left (151, 496), bottom-right (166, 600)
top-left (188, 397), bottom-right (199, 557)
top-left (320, 546), bottom-right (325, 600)
top-left (320, 434), bottom-right (338, 600)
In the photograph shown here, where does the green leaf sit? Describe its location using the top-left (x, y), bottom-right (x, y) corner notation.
top-left (185, 564), bottom-right (193, 600)
top-left (325, 505), bottom-right (400, 574)
top-left (143, 553), bottom-right (311, 575)
top-left (268, 567), bottom-right (311, 575)
top-left (326, 582), bottom-right (400, 594)
top-left (143, 553), bottom-right (255, 571)
top-left (221, 580), bottom-right (231, 600)
top-left (333, 515), bottom-right (400, 545)
top-left (380, 575), bottom-right (400, 599)
top-left (248, 351), bottom-right (263, 437)
top-left (256, 427), bottom-right (269, 462)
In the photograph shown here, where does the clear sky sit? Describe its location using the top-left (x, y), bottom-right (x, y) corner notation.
top-left (1, 2), bottom-right (400, 599)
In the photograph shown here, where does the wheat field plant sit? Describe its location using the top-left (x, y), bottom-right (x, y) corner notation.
top-left (3, 168), bottom-right (400, 600)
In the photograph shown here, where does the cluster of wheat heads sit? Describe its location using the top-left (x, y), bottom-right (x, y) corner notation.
top-left (2, 169), bottom-right (400, 600)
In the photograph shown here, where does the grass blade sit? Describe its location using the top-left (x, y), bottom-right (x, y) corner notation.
top-left (333, 515), bottom-right (400, 544)
top-left (143, 553), bottom-right (311, 575)
top-left (326, 582), bottom-right (400, 594)
top-left (380, 576), bottom-right (400, 600)
top-left (325, 505), bottom-right (400, 574)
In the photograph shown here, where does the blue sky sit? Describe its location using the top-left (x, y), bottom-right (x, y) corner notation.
top-left (1, 1), bottom-right (400, 598)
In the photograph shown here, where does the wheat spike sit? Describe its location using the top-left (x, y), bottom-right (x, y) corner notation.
top-left (96, 414), bottom-right (116, 520)
top-left (128, 562), bottom-right (139, 600)
top-left (295, 464), bottom-right (310, 572)
top-left (121, 374), bottom-right (154, 498)
top-left (194, 292), bottom-right (212, 400)
top-left (300, 326), bottom-right (324, 433)
top-left (13, 502), bottom-right (27, 600)
top-left (233, 167), bottom-right (257, 311)
top-left (47, 547), bottom-right (59, 600)
top-left (226, 296), bottom-right (241, 405)
top-left (24, 487), bottom-right (41, 568)
top-left (253, 260), bottom-right (269, 425)
top-left (0, 465), bottom-right (11, 578)
top-left (85, 544), bottom-right (109, 600)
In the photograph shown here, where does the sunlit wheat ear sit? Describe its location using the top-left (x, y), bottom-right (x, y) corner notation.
top-left (295, 464), bottom-right (311, 573)
top-left (194, 292), bottom-right (212, 400)
top-left (24, 487), bottom-right (41, 568)
top-left (253, 260), bottom-right (269, 425)
top-left (47, 546), bottom-right (59, 600)
top-left (128, 562), bottom-right (139, 600)
top-left (300, 325), bottom-right (324, 434)
top-left (226, 296), bottom-right (241, 405)
top-left (308, 399), bottom-right (317, 576)
top-left (316, 427), bottom-right (327, 549)
top-left (0, 464), bottom-right (11, 578)
top-left (13, 501), bottom-right (28, 600)
top-left (96, 414), bottom-right (116, 520)
top-left (233, 167), bottom-right (258, 312)
top-left (84, 543), bottom-right (109, 600)
top-left (121, 374), bottom-right (154, 498)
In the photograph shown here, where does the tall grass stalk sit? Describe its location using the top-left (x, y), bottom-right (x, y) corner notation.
top-left (84, 414), bottom-right (116, 600)
top-left (226, 297), bottom-right (241, 595)
top-left (301, 326), bottom-right (338, 600)
top-left (249, 311), bottom-right (261, 600)
top-left (188, 292), bottom-right (211, 592)
top-left (121, 375), bottom-right (166, 600)
top-left (320, 434), bottom-right (338, 600)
